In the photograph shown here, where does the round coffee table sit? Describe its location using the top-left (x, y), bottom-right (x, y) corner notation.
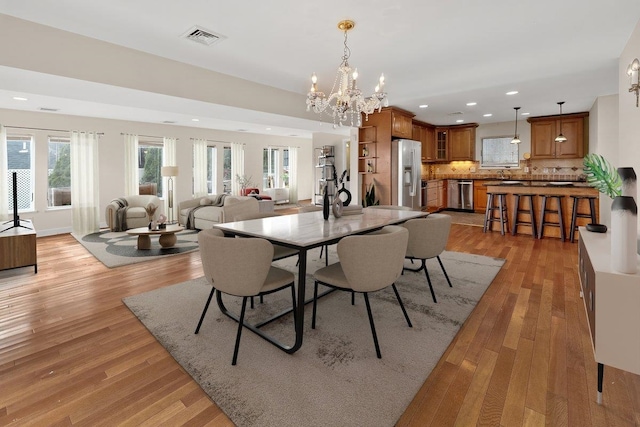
top-left (126, 224), bottom-right (185, 250)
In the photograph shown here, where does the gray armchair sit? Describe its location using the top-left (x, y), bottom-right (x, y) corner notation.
top-left (105, 195), bottom-right (162, 231)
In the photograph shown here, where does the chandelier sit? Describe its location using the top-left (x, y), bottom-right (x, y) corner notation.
top-left (554, 101), bottom-right (567, 143)
top-left (511, 107), bottom-right (521, 144)
top-left (306, 20), bottom-right (388, 127)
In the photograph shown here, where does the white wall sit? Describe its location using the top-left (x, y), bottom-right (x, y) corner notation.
top-left (1, 108), bottom-right (312, 236)
top-left (589, 94), bottom-right (619, 225)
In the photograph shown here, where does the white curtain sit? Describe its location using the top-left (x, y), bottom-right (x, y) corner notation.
top-left (0, 125), bottom-right (7, 220)
top-left (163, 137), bottom-right (177, 218)
top-left (192, 138), bottom-right (208, 197)
top-left (231, 142), bottom-right (244, 195)
top-left (123, 134), bottom-right (139, 196)
top-left (71, 131), bottom-right (100, 235)
top-left (288, 146), bottom-right (298, 204)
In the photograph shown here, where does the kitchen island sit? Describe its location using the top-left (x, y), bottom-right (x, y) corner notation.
top-left (484, 181), bottom-right (599, 239)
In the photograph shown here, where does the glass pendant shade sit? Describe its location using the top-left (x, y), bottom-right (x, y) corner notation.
top-left (555, 101), bottom-right (566, 143)
top-left (511, 107), bottom-right (521, 144)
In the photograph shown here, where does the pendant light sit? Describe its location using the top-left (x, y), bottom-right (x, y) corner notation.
top-left (511, 107), bottom-right (521, 144)
top-left (554, 101), bottom-right (567, 143)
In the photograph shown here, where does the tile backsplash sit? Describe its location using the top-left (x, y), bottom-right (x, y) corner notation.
top-left (422, 158), bottom-right (586, 181)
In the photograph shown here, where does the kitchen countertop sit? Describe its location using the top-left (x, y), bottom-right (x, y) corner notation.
top-left (482, 180), bottom-right (592, 188)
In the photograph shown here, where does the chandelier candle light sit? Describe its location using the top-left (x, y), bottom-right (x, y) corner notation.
top-left (306, 20), bottom-right (388, 127)
top-left (627, 58), bottom-right (639, 107)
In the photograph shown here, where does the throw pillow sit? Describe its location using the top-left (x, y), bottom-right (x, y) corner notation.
top-left (200, 198), bottom-right (213, 206)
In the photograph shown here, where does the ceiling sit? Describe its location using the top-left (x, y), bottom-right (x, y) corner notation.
top-left (1, 0), bottom-right (639, 137)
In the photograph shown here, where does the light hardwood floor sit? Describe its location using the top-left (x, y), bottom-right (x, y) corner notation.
top-left (1, 223), bottom-right (639, 426)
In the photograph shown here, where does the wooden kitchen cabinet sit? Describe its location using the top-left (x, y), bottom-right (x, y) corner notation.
top-left (435, 128), bottom-right (448, 161)
top-left (425, 180), bottom-right (446, 212)
top-left (448, 125), bottom-right (477, 161)
top-left (528, 112), bottom-right (588, 159)
top-left (392, 109), bottom-right (413, 139)
top-left (473, 180), bottom-right (487, 213)
top-left (413, 120), bottom-right (436, 162)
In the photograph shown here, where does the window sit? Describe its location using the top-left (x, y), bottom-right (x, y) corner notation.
top-left (480, 137), bottom-right (519, 169)
top-left (263, 147), bottom-right (289, 189)
top-left (48, 137), bottom-right (71, 207)
top-left (6, 135), bottom-right (34, 212)
top-left (138, 141), bottom-right (163, 196)
top-left (222, 146), bottom-right (231, 194)
top-left (207, 145), bottom-right (217, 194)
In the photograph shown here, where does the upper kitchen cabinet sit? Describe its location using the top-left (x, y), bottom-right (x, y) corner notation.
top-left (413, 120), bottom-right (436, 162)
top-left (434, 124), bottom-right (478, 162)
top-left (528, 112), bottom-right (589, 159)
top-left (391, 108), bottom-right (414, 139)
top-left (448, 124), bottom-right (478, 161)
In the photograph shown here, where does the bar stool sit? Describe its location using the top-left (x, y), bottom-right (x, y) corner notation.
top-left (483, 192), bottom-right (509, 235)
top-left (569, 195), bottom-right (598, 243)
top-left (512, 193), bottom-right (537, 237)
top-left (538, 194), bottom-right (565, 241)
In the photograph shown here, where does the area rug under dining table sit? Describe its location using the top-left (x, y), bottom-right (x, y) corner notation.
top-left (123, 249), bottom-right (505, 427)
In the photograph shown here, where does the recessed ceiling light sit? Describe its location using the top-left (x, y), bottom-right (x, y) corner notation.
top-left (191, 118), bottom-right (199, 122)
top-left (483, 113), bottom-right (493, 117)
top-left (12, 96), bottom-right (28, 101)
top-left (466, 102), bottom-right (477, 106)
top-left (418, 104), bottom-right (428, 108)
top-left (266, 127), bottom-right (272, 131)
top-left (521, 112), bottom-right (530, 116)
top-left (456, 119), bottom-right (464, 123)
top-left (506, 91), bottom-right (519, 95)
top-left (289, 134), bottom-right (298, 137)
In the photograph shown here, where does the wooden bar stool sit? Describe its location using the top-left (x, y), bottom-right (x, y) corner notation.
top-left (512, 193), bottom-right (537, 237)
top-left (569, 195), bottom-right (598, 243)
top-left (483, 192), bottom-right (509, 235)
top-left (538, 194), bottom-right (565, 241)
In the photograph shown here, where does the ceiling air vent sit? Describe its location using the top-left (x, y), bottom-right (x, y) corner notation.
top-left (183, 25), bottom-right (226, 46)
top-left (162, 120), bottom-right (176, 124)
top-left (447, 111), bottom-right (464, 116)
top-left (39, 107), bottom-right (59, 112)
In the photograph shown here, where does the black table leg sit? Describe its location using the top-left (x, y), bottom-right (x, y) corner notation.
top-left (597, 363), bottom-right (604, 405)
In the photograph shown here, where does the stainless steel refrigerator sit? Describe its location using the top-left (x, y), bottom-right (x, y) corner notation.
top-left (391, 139), bottom-right (422, 209)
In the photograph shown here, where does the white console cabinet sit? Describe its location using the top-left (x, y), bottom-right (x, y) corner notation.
top-left (263, 187), bottom-right (289, 204)
top-left (578, 227), bottom-right (640, 404)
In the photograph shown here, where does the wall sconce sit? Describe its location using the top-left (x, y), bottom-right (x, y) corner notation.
top-left (628, 58), bottom-right (640, 107)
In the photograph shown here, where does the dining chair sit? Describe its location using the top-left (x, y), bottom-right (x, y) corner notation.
top-left (312, 225), bottom-right (411, 358)
top-left (232, 211), bottom-right (298, 261)
top-left (195, 228), bottom-right (296, 365)
top-left (298, 204), bottom-right (329, 265)
top-left (365, 205), bottom-right (413, 211)
top-left (402, 213), bottom-right (453, 303)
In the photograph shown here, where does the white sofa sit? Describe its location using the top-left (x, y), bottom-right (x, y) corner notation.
top-left (179, 195), bottom-right (265, 230)
top-left (105, 195), bottom-right (162, 231)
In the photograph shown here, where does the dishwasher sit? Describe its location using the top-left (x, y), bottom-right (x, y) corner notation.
top-left (447, 180), bottom-right (474, 211)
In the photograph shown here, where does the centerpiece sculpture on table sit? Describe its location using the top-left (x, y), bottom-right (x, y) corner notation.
top-left (583, 154), bottom-right (637, 274)
top-left (145, 203), bottom-right (159, 230)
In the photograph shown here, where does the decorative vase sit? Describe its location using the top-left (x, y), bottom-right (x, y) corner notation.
top-left (322, 186), bottom-right (330, 221)
top-left (610, 195), bottom-right (638, 274)
top-left (618, 167), bottom-right (637, 199)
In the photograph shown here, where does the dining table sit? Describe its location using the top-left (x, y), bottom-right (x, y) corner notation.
top-left (213, 207), bottom-right (428, 354)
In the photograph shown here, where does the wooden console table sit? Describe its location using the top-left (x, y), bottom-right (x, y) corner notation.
top-left (0, 221), bottom-right (37, 273)
top-left (578, 227), bottom-right (640, 404)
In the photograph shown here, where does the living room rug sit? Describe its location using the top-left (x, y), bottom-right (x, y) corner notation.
top-left (72, 229), bottom-right (199, 268)
top-left (123, 249), bottom-right (505, 427)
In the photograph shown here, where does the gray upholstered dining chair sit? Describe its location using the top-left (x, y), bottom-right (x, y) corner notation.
top-left (311, 225), bottom-right (411, 358)
top-left (365, 205), bottom-right (413, 211)
top-left (195, 228), bottom-right (296, 365)
top-left (402, 213), bottom-right (453, 303)
top-left (232, 211), bottom-right (298, 261)
top-left (298, 204), bottom-right (329, 265)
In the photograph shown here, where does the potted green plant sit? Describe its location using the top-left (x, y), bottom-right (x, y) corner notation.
top-left (582, 153), bottom-right (622, 232)
top-left (362, 183), bottom-right (379, 207)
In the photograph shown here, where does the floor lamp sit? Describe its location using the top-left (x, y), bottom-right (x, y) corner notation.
top-left (161, 166), bottom-right (179, 224)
